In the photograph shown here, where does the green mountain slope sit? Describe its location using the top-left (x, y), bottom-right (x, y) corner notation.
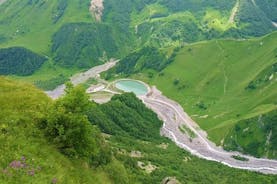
top-left (0, 0), bottom-right (127, 89)
top-left (1, 77), bottom-right (276, 183)
top-left (0, 0), bottom-right (92, 54)
top-left (0, 0), bottom-right (276, 90)
top-left (0, 77), bottom-right (114, 183)
top-left (224, 110), bottom-right (277, 158)
top-left (107, 32), bottom-right (277, 158)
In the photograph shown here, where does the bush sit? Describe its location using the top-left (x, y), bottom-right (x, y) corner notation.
top-left (39, 83), bottom-right (111, 164)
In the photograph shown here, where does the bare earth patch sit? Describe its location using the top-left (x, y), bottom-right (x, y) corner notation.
top-left (228, 0), bottom-right (240, 24)
top-left (90, 0), bottom-right (104, 21)
top-left (162, 177), bottom-right (181, 184)
top-left (137, 161), bottom-right (158, 174)
top-left (157, 143), bottom-right (169, 149)
top-left (130, 151), bottom-right (143, 158)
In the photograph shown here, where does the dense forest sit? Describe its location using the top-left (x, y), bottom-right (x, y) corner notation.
top-left (0, 47), bottom-right (47, 75)
top-left (88, 93), bottom-right (162, 141)
top-left (104, 46), bottom-right (179, 79)
top-left (52, 23), bottom-right (118, 68)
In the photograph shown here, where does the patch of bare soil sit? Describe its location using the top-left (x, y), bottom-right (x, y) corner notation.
top-left (162, 177), bottom-right (181, 184)
top-left (157, 143), bottom-right (169, 149)
top-left (130, 151), bottom-right (143, 158)
top-left (228, 0), bottom-right (240, 24)
top-left (90, 0), bottom-right (104, 21)
top-left (137, 161), bottom-right (158, 174)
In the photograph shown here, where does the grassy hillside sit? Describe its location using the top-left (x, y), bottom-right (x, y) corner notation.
top-left (0, 0), bottom-right (127, 89)
top-left (107, 32), bottom-right (277, 158)
top-left (0, 0), bottom-right (276, 90)
top-left (1, 77), bottom-right (276, 183)
top-left (0, 77), bottom-right (113, 183)
top-left (0, 0), bottom-right (92, 54)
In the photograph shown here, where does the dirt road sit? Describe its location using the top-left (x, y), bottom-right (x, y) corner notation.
top-left (46, 60), bottom-right (117, 99)
top-left (228, 0), bottom-right (239, 24)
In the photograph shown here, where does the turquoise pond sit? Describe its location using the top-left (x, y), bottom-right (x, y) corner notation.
top-left (115, 80), bottom-right (148, 96)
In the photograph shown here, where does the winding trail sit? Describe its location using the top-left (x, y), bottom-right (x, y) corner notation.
top-left (228, 0), bottom-right (240, 24)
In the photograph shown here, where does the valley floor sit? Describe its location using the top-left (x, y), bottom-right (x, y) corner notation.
top-left (141, 87), bottom-right (277, 174)
top-left (46, 63), bottom-right (277, 175)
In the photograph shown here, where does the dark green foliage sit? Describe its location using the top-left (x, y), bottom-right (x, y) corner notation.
top-left (52, 0), bottom-right (68, 23)
top-left (237, 0), bottom-right (275, 37)
top-left (255, 0), bottom-right (277, 22)
top-left (173, 79), bottom-right (179, 85)
top-left (138, 20), bottom-right (204, 44)
top-left (105, 46), bottom-right (180, 79)
top-left (246, 63), bottom-right (277, 90)
top-left (196, 101), bottom-right (207, 110)
top-left (34, 74), bottom-right (68, 90)
top-left (103, 0), bottom-right (132, 34)
top-left (87, 93), bottom-right (162, 141)
top-left (52, 23), bottom-right (118, 68)
top-left (224, 110), bottom-right (277, 158)
top-left (232, 155), bottom-right (249, 161)
top-left (39, 84), bottom-right (111, 164)
top-left (0, 47), bottom-right (47, 76)
top-left (159, 0), bottom-right (235, 12)
top-left (109, 47), bottom-right (169, 76)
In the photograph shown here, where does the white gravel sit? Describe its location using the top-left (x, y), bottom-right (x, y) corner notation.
top-left (141, 86), bottom-right (277, 174)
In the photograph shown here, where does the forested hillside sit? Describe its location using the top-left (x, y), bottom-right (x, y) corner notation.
top-left (0, 47), bottom-right (47, 75)
top-left (52, 23), bottom-right (118, 68)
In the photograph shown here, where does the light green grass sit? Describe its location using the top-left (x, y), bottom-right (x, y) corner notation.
top-left (0, 77), bottom-right (112, 183)
top-left (136, 32), bottom-right (277, 144)
top-left (0, 0), bottom-right (92, 54)
top-left (203, 8), bottom-right (236, 31)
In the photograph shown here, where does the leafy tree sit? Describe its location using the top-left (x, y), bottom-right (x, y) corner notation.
top-left (39, 83), bottom-right (111, 165)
